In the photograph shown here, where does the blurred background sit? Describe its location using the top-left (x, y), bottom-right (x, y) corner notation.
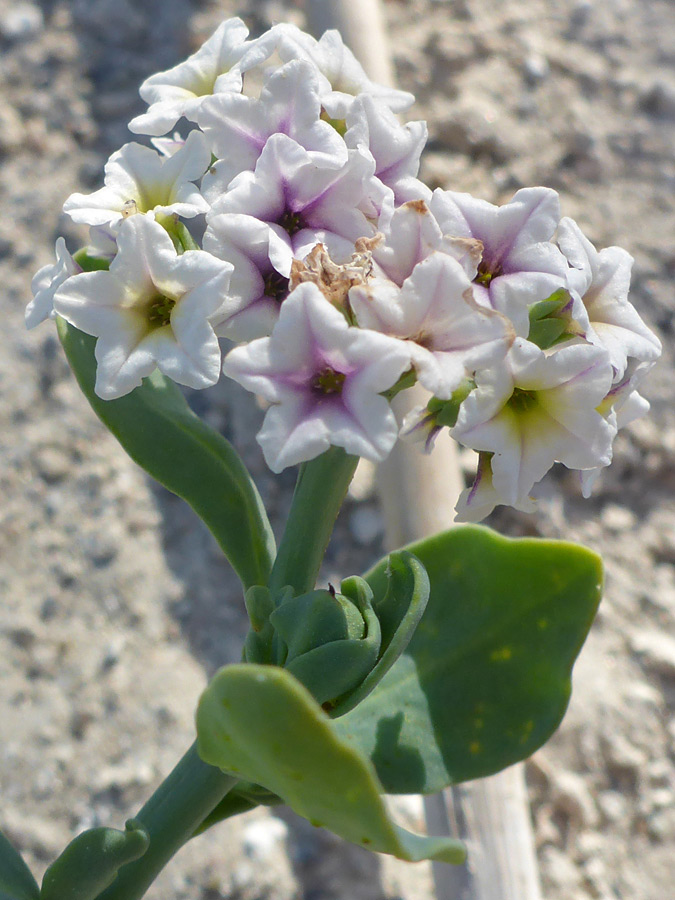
top-left (1, 0), bottom-right (673, 897)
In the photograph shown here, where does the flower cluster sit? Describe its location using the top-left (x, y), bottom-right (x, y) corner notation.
top-left (29, 17), bottom-right (661, 519)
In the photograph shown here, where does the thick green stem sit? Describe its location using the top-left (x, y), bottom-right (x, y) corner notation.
top-left (268, 447), bottom-right (359, 596)
top-left (96, 743), bottom-right (236, 900)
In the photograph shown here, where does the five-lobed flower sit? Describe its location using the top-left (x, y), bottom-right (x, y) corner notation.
top-left (451, 337), bottom-right (616, 513)
top-left (223, 281), bottom-right (412, 472)
top-left (53, 215), bottom-right (233, 399)
top-left (63, 130), bottom-right (210, 229)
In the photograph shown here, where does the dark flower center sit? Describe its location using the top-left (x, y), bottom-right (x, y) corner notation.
top-left (263, 271), bottom-right (290, 303)
top-left (147, 293), bottom-right (176, 328)
top-left (311, 367), bottom-right (346, 396)
top-left (279, 209), bottom-right (305, 236)
top-left (475, 258), bottom-right (503, 286)
top-left (508, 387), bottom-right (538, 414)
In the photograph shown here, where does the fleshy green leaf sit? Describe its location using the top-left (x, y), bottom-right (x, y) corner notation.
top-left (335, 525), bottom-right (603, 793)
top-left (40, 820), bottom-right (149, 900)
top-left (57, 320), bottom-right (275, 590)
top-left (0, 830), bottom-right (39, 900)
top-left (196, 665), bottom-right (465, 864)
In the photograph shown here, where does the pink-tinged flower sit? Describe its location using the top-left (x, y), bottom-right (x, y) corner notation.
top-left (345, 95), bottom-right (430, 205)
top-left (455, 452), bottom-right (537, 522)
top-left (451, 337), bottom-right (616, 507)
top-left (53, 215), bottom-right (232, 399)
top-left (129, 19), bottom-right (275, 136)
top-left (274, 25), bottom-right (414, 119)
top-left (198, 59), bottom-right (348, 191)
top-left (26, 238), bottom-right (80, 329)
top-left (222, 282), bottom-right (412, 472)
top-left (557, 217), bottom-right (661, 378)
top-left (63, 131), bottom-right (210, 228)
top-left (206, 133), bottom-right (378, 276)
top-left (203, 212), bottom-right (290, 342)
top-left (351, 251), bottom-right (513, 399)
top-left (430, 187), bottom-right (570, 337)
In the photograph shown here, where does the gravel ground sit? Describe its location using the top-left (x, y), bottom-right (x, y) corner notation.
top-left (1, 0), bottom-right (674, 898)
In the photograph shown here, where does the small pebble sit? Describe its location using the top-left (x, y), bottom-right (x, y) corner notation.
top-left (639, 79), bottom-right (675, 119)
top-left (0, 3), bottom-right (43, 40)
top-left (597, 790), bottom-right (627, 824)
top-left (601, 504), bottom-right (636, 532)
top-left (34, 445), bottom-right (71, 484)
top-left (524, 54), bottom-right (550, 84)
top-left (631, 630), bottom-right (675, 678)
top-left (242, 817), bottom-right (288, 861)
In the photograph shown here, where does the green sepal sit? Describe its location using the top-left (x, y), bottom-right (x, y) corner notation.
top-left (0, 830), bottom-right (39, 900)
top-left (196, 664), bottom-right (465, 865)
top-left (528, 288), bottom-right (576, 350)
top-left (72, 249), bottom-right (110, 272)
top-left (170, 220), bottom-right (200, 253)
top-left (335, 525), bottom-right (603, 793)
top-left (380, 367), bottom-right (417, 401)
top-left (40, 820), bottom-right (149, 900)
top-left (330, 551), bottom-right (430, 717)
top-left (528, 317), bottom-right (569, 349)
top-left (528, 289), bottom-right (569, 321)
top-left (427, 378), bottom-right (475, 429)
top-left (56, 320), bottom-right (275, 590)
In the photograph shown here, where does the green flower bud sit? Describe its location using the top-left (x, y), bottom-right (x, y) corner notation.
top-left (269, 578), bottom-right (381, 707)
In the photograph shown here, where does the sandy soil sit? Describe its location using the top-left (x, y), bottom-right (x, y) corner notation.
top-left (1, 0), bottom-right (673, 898)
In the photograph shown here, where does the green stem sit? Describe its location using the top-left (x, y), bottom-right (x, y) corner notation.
top-left (96, 743), bottom-right (236, 900)
top-left (268, 447), bottom-right (359, 596)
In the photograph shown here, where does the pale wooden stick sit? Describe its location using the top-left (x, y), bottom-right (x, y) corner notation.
top-left (302, 2), bottom-right (542, 898)
top-left (304, 0), bottom-right (394, 86)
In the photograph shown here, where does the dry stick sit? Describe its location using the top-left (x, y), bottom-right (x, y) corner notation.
top-left (301, 2), bottom-right (543, 898)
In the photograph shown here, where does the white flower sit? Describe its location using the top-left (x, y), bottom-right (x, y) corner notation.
top-left (275, 25), bottom-right (414, 119)
top-left (198, 59), bottom-right (348, 191)
top-left (63, 131), bottom-right (210, 228)
top-left (203, 211), bottom-right (289, 342)
top-left (351, 251), bottom-right (513, 399)
top-left (455, 453), bottom-right (537, 522)
top-left (451, 337), bottom-right (616, 506)
top-left (129, 19), bottom-right (275, 136)
top-left (53, 215), bottom-right (232, 399)
top-left (430, 187), bottom-right (570, 337)
top-left (345, 95), bottom-right (430, 204)
top-left (557, 217), bottom-right (661, 378)
top-left (206, 133), bottom-right (377, 277)
top-left (579, 359), bottom-right (654, 497)
top-left (26, 238), bottom-right (79, 329)
top-left (222, 282), bottom-right (411, 472)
